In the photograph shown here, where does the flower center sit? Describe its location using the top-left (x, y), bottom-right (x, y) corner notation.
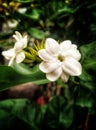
top-left (58, 54), bottom-right (65, 62)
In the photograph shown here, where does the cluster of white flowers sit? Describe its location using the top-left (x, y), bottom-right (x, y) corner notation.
top-left (2, 31), bottom-right (82, 82)
top-left (2, 31), bottom-right (27, 66)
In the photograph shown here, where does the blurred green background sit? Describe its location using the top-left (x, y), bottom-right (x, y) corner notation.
top-left (0, 0), bottom-right (96, 45)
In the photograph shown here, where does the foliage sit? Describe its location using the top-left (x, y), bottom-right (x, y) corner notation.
top-left (0, 0), bottom-right (96, 130)
top-left (0, 64), bottom-right (49, 91)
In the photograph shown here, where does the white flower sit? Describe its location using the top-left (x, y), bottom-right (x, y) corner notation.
top-left (7, 19), bottom-right (18, 28)
top-left (18, 7), bottom-right (27, 14)
top-left (2, 31), bottom-right (28, 66)
top-left (38, 38), bottom-right (82, 82)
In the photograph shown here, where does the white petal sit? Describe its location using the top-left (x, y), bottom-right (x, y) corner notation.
top-left (14, 42), bottom-right (23, 52)
top-left (60, 40), bottom-right (72, 52)
top-left (71, 44), bottom-right (77, 49)
top-left (13, 31), bottom-right (22, 42)
top-left (62, 49), bottom-right (81, 60)
top-left (18, 7), bottom-right (27, 14)
top-left (13, 31), bottom-right (28, 48)
top-left (38, 49), bottom-right (55, 61)
top-left (8, 56), bottom-right (15, 66)
top-left (22, 35), bottom-right (28, 48)
top-left (46, 68), bottom-right (62, 81)
top-left (39, 61), bottom-right (59, 73)
top-left (14, 42), bottom-right (25, 52)
top-left (7, 19), bottom-right (18, 28)
top-left (61, 72), bottom-right (69, 82)
top-left (46, 38), bottom-right (59, 54)
top-left (62, 57), bottom-right (82, 76)
top-left (16, 52), bottom-right (25, 63)
top-left (2, 49), bottom-right (15, 60)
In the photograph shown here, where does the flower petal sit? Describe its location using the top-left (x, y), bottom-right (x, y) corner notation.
top-left (62, 49), bottom-right (81, 60)
top-left (13, 31), bottom-right (28, 50)
top-left (38, 49), bottom-right (55, 61)
top-left (71, 44), bottom-right (77, 49)
top-left (62, 57), bottom-right (82, 76)
top-left (60, 40), bottom-right (72, 52)
top-left (46, 68), bottom-right (62, 81)
top-left (22, 35), bottom-right (28, 48)
top-left (7, 19), bottom-right (18, 28)
top-left (46, 38), bottom-right (59, 55)
top-left (14, 42), bottom-right (26, 52)
top-left (2, 48), bottom-right (15, 60)
top-left (13, 31), bottom-right (22, 42)
top-left (14, 42), bottom-right (23, 52)
top-left (8, 56), bottom-right (15, 66)
top-left (16, 52), bottom-right (25, 63)
top-left (61, 72), bottom-right (69, 82)
top-left (18, 7), bottom-right (27, 14)
top-left (39, 61), bottom-right (59, 73)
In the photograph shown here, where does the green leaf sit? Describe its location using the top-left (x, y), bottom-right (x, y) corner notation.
top-left (43, 96), bottom-right (73, 129)
top-left (28, 28), bottom-right (45, 39)
top-left (13, 63), bottom-right (34, 75)
top-left (19, 9), bottom-right (40, 20)
top-left (79, 69), bottom-right (95, 91)
top-left (0, 99), bottom-right (43, 129)
top-left (76, 94), bottom-right (94, 108)
top-left (15, 0), bottom-right (34, 3)
top-left (79, 41), bottom-right (96, 91)
top-left (0, 64), bottom-right (49, 91)
top-left (80, 41), bottom-right (96, 70)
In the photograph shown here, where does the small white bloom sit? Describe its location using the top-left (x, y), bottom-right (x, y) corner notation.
top-left (38, 38), bottom-right (82, 82)
top-left (18, 7), bottom-right (27, 14)
top-left (7, 19), bottom-right (18, 28)
top-left (2, 31), bottom-right (28, 66)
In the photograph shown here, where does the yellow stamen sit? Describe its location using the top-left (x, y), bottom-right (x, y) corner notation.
top-left (58, 54), bottom-right (65, 62)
